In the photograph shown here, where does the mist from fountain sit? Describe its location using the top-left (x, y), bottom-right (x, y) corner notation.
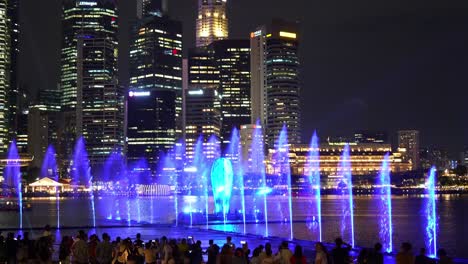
top-left (4, 141), bottom-right (22, 229)
top-left (211, 158), bottom-right (233, 230)
top-left (306, 132), bottom-right (321, 241)
top-left (41, 145), bottom-right (60, 228)
top-left (249, 121), bottom-right (269, 236)
top-left (377, 153), bottom-right (393, 253)
top-left (225, 128), bottom-right (246, 233)
top-left (71, 137), bottom-right (95, 227)
top-left (339, 144), bottom-right (354, 247)
top-left (425, 167), bottom-right (438, 257)
top-left (273, 125), bottom-right (293, 240)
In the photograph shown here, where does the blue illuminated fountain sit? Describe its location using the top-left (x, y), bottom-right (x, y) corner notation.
top-left (71, 137), bottom-right (95, 227)
top-left (41, 145), bottom-right (60, 228)
top-left (377, 154), bottom-right (393, 253)
top-left (103, 151), bottom-right (125, 220)
top-left (4, 141), bottom-right (22, 229)
top-left (339, 144), bottom-right (355, 247)
top-left (249, 121), bottom-right (269, 236)
top-left (225, 128), bottom-right (246, 233)
top-left (272, 125), bottom-right (294, 240)
top-left (425, 167), bottom-right (438, 257)
top-left (306, 132), bottom-right (322, 241)
top-left (211, 158), bottom-right (234, 229)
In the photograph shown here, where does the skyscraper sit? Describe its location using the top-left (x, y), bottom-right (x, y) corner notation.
top-left (127, 90), bottom-right (176, 172)
top-left (250, 19), bottom-right (301, 148)
top-left (78, 37), bottom-right (124, 167)
top-left (129, 0), bottom-right (183, 169)
top-left (60, 0), bottom-right (120, 169)
top-left (196, 0), bottom-right (228, 47)
top-left (185, 87), bottom-right (222, 162)
top-left (7, 0), bottom-right (19, 143)
top-left (209, 39), bottom-right (251, 148)
top-left (398, 130), bottom-right (420, 170)
top-left (0, 0), bottom-right (11, 153)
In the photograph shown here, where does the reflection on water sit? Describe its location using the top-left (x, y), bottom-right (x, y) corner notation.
top-left (0, 195), bottom-right (467, 258)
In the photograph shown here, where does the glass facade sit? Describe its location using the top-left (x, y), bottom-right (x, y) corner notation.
top-left (209, 39), bottom-right (251, 148)
top-left (0, 0), bottom-right (10, 153)
top-left (127, 90), bottom-right (176, 174)
top-left (196, 0), bottom-right (228, 47)
top-left (250, 19), bottom-right (302, 149)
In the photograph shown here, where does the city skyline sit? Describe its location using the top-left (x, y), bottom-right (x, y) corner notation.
top-left (15, 0), bottom-right (468, 156)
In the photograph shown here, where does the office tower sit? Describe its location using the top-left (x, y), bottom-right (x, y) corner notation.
top-left (187, 47), bottom-right (219, 90)
top-left (196, 0), bottom-right (228, 47)
top-left (7, 0), bottom-right (19, 142)
top-left (209, 39), bottom-right (251, 148)
top-left (0, 0), bottom-right (10, 153)
top-left (78, 37), bottom-right (124, 167)
top-left (250, 19), bottom-right (301, 148)
top-left (240, 124), bottom-right (263, 174)
top-left (137, 0), bottom-right (167, 18)
top-left (398, 130), bottom-right (420, 170)
top-left (354, 131), bottom-right (388, 144)
top-left (129, 1), bottom-right (183, 168)
top-left (28, 90), bottom-right (61, 169)
top-left (60, 0), bottom-right (119, 168)
top-left (185, 87), bottom-right (222, 162)
top-left (127, 90), bottom-right (176, 172)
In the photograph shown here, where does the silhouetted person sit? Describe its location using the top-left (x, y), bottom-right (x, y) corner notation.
top-left (437, 249), bottom-right (453, 264)
top-left (233, 248), bottom-right (247, 264)
top-left (367, 243), bottom-right (383, 264)
top-left (396, 242), bottom-right (414, 264)
top-left (5, 232), bottom-right (18, 264)
top-left (315, 243), bottom-right (328, 264)
top-left (189, 240), bottom-right (203, 264)
top-left (331, 238), bottom-right (351, 264)
top-left (96, 233), bottom-right (113, 264)
top-left (290, 245), bottom-right (307, 264)
top-left (207, 240), bottom-right (220, 264)
top-left (415, 248), bottom-right (431, 264)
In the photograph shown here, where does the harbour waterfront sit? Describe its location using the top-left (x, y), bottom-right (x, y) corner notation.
top-left (0, 195), bottom-right (467, 258)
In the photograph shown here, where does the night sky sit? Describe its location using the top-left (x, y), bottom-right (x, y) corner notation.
top-left (18, 0), bottom-right (468, 156)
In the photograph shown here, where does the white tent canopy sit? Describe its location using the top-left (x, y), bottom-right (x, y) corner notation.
top-left (29, 177), bottom-right (63, 187)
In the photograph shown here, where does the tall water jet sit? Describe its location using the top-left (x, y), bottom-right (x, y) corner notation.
top-left (71, 137), bottom-right (95, 227)
top-left (338, 144), bottom-right (354, 247)
top-left (226, 128), bottom-right (246, 234)
top-left (377, 154), bottom-right (392, 253)
top-left (425, 167), bottom-right (437, 257)
top-left (306, 132), bottom-right (322, 241)
top-left (4, 141), bottom-right (22, 229)
top-left (211, 158), bottom-right (234, 229)
top-left (41, 145), bottom-right (60, 228)
top-left (272, 125), bottom-right (293, 240)
top-left (249, 121), bottom-right (268, 236)
top-left (103, 151), bottom-right (125, 220)
top-left (173, 141), bottom-right (185, 226)
top-left (190, 136), bottom-right (206, 227)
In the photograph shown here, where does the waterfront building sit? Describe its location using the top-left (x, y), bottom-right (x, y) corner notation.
top-left (250, 19), bottom-right (301, 148)
top-left (398, 130), bottom-right (420, 170)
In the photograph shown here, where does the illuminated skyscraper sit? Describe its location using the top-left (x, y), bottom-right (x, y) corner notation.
top-left (136, 0), bottom-right (167, 18)
top-left (196, 0), bottom-right (228, 47)
top-left (209, 39), bottom-right (251, 148)
top-left (129, 0), bottom-right (183, 168)
top-left (60, 0), bottom-right (119, 168)
top-left (398, 130), bottom-right (420, 170)
top-left (250, 19), bottom-right (301, 148)
top-left (7, 0), bottom-right (19, 142)
top-left (78, 37), bottom-right (124, 168)
top-left (0, 0), bottom-right (11, 153)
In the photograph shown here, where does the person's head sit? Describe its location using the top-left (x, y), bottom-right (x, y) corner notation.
top-left (209, 239), bottom-right (214, 245)
top-left (146, 242), bottom-right (152, 249)
top-left (266, 248), bottom-right (272, 257)
top-left (419, 248), bottom-right (426, 256)
top-left (197, 240), bottom-right (202, 246)
top-left (136, 233), bottom-right (141, 239)
top-left (162, 236), bottom-right (167, 243)
top-left (235, 248), bottom-right (244, 257)
top-left (252, 247), bottom-right (261, 257)
top-left (226, 236), bottom-right (232, 242)
top-left (401, 242), bottom-right (412, 253)
top-left (437, 249), bottom-right (447, 258)
top-left (315, 243), bottom-right (326, 253)
top-left (258, 245), bottom-right (264, 251)
top-left (265, 243), bottom-right (271, 251)
top-left (102, 233), bottom-right (110, 242)
top-left (242, 242), bottom-right (248, 250)
top-left (61, 236), bottom-right (70, 244)
top-left (281, 241), bottom-right (288, 249)
top-left (374, 243), bottom-right (382, 252)
top-left (7, 232), bottom-right (14, 239)
top-left (335, 238), bottom-right (343, 247)
top-left (294, 245), bottom-right (303, 258)
top-left (181, 238), bottom-right (187, 244)
top-left (116, 237), bottom-right (121, 243)
top-left (221, 245), bottom-right (231, 254)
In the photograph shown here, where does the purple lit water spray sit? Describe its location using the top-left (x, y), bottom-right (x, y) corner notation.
top-left (425, 167), bottom-right (437, 257)
top-left (377, 154), bottom-right (392, 253)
